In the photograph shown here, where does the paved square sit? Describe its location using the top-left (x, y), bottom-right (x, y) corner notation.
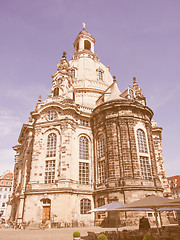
top-left (0, 226), bottom-right (128, 240)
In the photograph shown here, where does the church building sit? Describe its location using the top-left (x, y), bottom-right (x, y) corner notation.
top-left (7, 25), bottom-right (171, 226)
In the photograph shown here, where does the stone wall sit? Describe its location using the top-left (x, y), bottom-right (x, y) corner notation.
top-left (91, 99), bottom-right (164, 225)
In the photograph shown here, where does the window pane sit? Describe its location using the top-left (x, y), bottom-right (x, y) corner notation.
top-left (137, 129), bottom-right (148, 153)
top-left (79, 136), bottom-right (89, 160)
top-left (98, 160), bottom-right (105, 184)
top-left (46, 133), bottom-right (57, 157)
top-left (140, 156), bottom-right (151, 180)
top-left (97, 135), bottom-right (105, 158)
top-left (44, 160), bottom-right (56, 184)
top-left (80, 199), bottom-right (91, 214)
top-left (79, 162), bottom-right (89, 185)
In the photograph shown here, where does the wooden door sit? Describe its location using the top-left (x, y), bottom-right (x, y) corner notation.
top-left (42, 206), bottom-right (50, 221)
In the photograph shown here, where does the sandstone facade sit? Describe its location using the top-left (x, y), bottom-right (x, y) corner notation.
top-left (6, 26), bottom-right (171, 226)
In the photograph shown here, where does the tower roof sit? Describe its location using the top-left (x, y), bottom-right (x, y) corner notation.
top-left (78, 23), bottom-right (93, 38)
top-left (73, 23), bottom-right (95, 48)
top-left (96, 76), bottom-right (125, 106)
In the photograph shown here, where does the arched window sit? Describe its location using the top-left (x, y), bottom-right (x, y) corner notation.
top-left (80, 198), bottom-right (91, 214)
top-left (137, 129), bottom-right (148, 153)
top-left (97, 134), bottom-right (105, 158)
top-left (84, 40), bottom-right (91, 50)
top-left (79, 136), bottom-right (89, 160)
top-left (46, 133), bottom-right (57, 157)
top-left (53, 87), bottom-right (59, 97)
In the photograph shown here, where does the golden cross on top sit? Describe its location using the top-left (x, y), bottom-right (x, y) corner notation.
top-left (82, 22), bottom-right (86, 30)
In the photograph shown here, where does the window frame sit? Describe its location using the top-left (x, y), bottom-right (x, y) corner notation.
top-left (79, 136), bottom-right (89, 160)
top-left (97, 134), bottom-right (105, 158)
top-left (98, 160), bottom-right (106, 184)
top-left (46, 133), bottom-right (57, 157)
top-left (137, 129), bottom-right (148, 153)
top-left (44, 160), bottom-right (56, 184)
top-left (48, 110), bottom-right (57, 121)
top-left (80, 198), bottom-right (91, 214)
top-left (139, 156), bottom-right (152, 180)
top-left (97, 134), bottom-right (106, 184)
top-left (135, 126), bottom-right (152, 181)
top-left (79, 162), bottom-right (89, 185)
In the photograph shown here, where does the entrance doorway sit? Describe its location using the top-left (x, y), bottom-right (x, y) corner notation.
top-left (42, 206), bottom-right (50, 221)
top-left (40, 198), bottom-right (51, 221)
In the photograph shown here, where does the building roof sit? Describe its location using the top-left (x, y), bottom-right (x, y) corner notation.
top-left (0, 171), bottom-right (13, 187)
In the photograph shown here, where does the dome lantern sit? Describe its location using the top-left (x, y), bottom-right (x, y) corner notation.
top-left (73, 23), bottom-right (95, 55)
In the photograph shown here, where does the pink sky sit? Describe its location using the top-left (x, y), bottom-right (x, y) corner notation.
top-left (0, 0), bottom-right (180, 176)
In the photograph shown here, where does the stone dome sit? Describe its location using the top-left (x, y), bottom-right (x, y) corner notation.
top-left (69, 57), bottom-right (113, 89)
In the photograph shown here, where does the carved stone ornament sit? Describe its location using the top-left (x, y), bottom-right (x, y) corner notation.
top-left (57, 51), bottom-right (70, 73)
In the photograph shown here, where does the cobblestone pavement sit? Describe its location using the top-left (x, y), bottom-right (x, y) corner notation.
top-left (0, 225), bottom-right (138, 240)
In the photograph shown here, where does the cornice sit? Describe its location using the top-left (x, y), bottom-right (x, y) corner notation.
top-left (93, 186), bottom-right (164, 194)
top-left (92, 99), bottom-right (154, 120)
top-left (25, 187), bottom-right (93, 195)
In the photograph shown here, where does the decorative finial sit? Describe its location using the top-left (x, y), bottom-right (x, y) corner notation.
top-left (82, 22), bottom-right (86, 30)
top-left (133, 76), bottom-right (136, 83)
top-left (62, 51), bottom-right (66, 59)
top-left (113, 75), bottom-right (116, 82)
top-left (38, 95), bottom-right (41, 103)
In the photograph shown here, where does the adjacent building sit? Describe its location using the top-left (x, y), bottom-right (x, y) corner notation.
top-left (6, 25), bottom-right (171, 226)
top-left (0, 171), bottom-right (13, 220)
top-left (167, 175), bottom-right (180, 199)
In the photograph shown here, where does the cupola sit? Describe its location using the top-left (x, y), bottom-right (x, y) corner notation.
top-left (73, 23), bottom-right (95, 54)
